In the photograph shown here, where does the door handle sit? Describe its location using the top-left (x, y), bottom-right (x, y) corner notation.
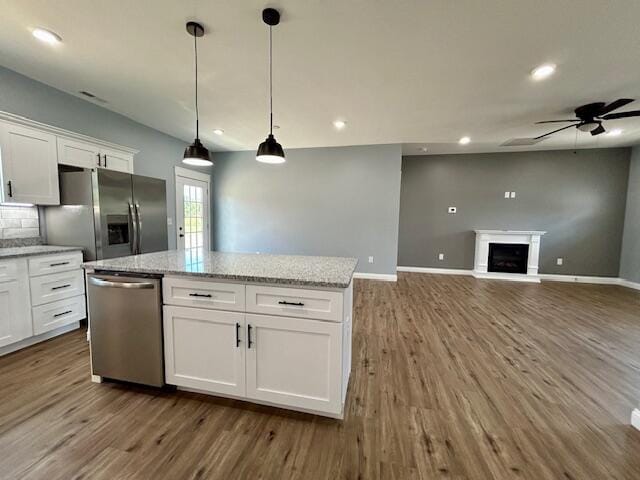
top-left (53, 310), bottom-right (73, 318)
top-left (103, 154), bottom-right (107, 168)
top-left (7, 181), bottom-right (12, 198)
top-left (247, 324), bottom-right (253, 348)
top-left (278, 300), bottom-right (305, 307)
top-left (51, 284), bottom-right (71, 291)
top-left (49, 261), bottom-right (70, 267)
top-left (96, 153), bottom-right (101, 167)
top-left (188, 293), bottom-right (212, 298)
top-left (129, 203), bottom-right (138, 254)
top-left (134, 204), bottom-right (142, 254)
top-left (89, 277), bottom-right (155, 289)
top-left (236, 322), bottom-right (241, 347)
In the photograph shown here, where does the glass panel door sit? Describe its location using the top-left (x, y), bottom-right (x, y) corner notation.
top-left (176, 177), bottom-right (209, 256)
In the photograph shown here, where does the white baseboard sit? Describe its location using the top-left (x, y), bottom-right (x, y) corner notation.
top-left (472, 271), bottom-right (541, 283)
top-left (620, 279), bottom-right (640, 291)
top-left (632, 409), bottom-right (640, 431)
top-left (396, 266), bottom-right (640, 292)
top-left (539, 274), bottom-right (620, 285)
top-left (0, 322), bottom-right (81, 357)
top-left (353, 272), bottom-right (397, 282)
top-left (397, 266), bottom-right (472, 275)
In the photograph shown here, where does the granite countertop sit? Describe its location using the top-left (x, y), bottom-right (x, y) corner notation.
top-left (83, 250), bottom-right (358, 288)
top-left (0, 245), bottom-right (83, 259)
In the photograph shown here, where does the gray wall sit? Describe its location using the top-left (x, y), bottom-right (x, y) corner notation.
top-left (0, 65), bottom-right (192, 248)
top-left (620, 146), bottom-right (640, 283)
top-left (398, 149), bottom-right (631, 276)
top-left (212, 144), bottom-right (402, 275)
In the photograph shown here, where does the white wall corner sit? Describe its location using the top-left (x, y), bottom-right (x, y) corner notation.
top-left (632, 409), bottom-right (640, 431)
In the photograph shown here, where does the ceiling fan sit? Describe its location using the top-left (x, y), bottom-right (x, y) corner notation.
top-left (534, 99), bottom-right (640, 139)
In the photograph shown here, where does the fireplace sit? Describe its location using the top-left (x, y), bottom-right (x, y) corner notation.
top-left (488, 243), bottom-right (529, 274)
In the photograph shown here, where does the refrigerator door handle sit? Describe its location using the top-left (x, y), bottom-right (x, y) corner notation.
top-left (134, 203), bottom-right (142, 254)
top-left (129, 203), bottom-right (139, 255)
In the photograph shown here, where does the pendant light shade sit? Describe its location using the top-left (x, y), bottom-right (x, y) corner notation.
top-left (183, 21), bottom-right (213, 167)
top-left (256, 8), bottom-right (285, 164)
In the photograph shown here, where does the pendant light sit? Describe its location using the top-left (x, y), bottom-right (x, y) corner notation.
top-left (256, 8), bottom-right (285, 164)
top-left (183, 21), bottom-right (213, 166)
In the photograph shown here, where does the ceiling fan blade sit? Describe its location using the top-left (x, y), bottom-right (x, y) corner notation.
top-left (535, 120), bottom-right (579, 124)
top-left (533, 124), bottom-right (577, 140)
top-left (590, 124), bottom-right (606, 136)
top-left (601, 110), bottom-right (640, 120)
top-left (598, 98), bottom-right (634, 115)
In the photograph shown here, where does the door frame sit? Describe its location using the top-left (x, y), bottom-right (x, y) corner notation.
top-left (174, 166), bottom-right (211, 251)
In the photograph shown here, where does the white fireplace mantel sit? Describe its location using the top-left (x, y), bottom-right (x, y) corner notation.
top-left (473, 230), bottom-right (546, 282)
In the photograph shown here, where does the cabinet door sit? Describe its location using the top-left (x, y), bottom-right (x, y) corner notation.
top-left (0, 121), bottom-right (59, 205)
top-left (57, 137), bottom-right (101, 169)
top-left (164, 305), bottom-right (245, 396)
top-left (0, 280), bottom-right (32, 348)
top-left (100, 148), bottom-right (133, 173)
top-left (245, 314), bottom-right (343, 415)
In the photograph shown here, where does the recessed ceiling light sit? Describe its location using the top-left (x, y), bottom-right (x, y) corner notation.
top-left (213, 129), bottom-right (224, 135)
top-left (32, 28), bottom-right (62, 45)
top-left (531, 63), bottom-right (556, 80)
top-left (333, 120), bottom-right (347, 130)
top-left (459, 136), bottom-right (471, 145)
top-left (606, 128), bottom-right (623, 137)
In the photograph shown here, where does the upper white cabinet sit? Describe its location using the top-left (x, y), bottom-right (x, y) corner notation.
top-left (57, 138), bottom-right (133, 173)
top-left (0, 121), bottom-right (60, 205)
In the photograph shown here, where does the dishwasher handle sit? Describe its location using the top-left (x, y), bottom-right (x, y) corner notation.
top-left (89, 277), bottom-right (156, 289)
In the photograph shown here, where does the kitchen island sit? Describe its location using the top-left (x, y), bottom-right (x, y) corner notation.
top-left (83, 250), bottom-right (357, 418)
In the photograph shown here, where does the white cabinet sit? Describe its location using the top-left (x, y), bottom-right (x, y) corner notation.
top-left (57, 138), bottom-right (101, 169)
top-left (28, 251), bottom-right (83, 277)
top-left (0, 260), bottom-right (32, 349)
top-left (0, 121), bottom-right (59, 205)
top-left (57, 138), bottom-right (133, 173)
top-left (162, 276), bottom-right (353, 418)
top-left (29, 269), bottom-right (85, 306)
top-left (164, 305), bottom-right (245, 397)
top-left (32, 295), bottom-right (86, 336)
top-left (245, 313), bottom-right (343, 415)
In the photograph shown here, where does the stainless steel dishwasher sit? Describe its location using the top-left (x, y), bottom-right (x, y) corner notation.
top-left (87, 272), bottom-right (165, 387)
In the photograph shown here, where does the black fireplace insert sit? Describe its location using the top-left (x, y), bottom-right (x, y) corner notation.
top-left (488, 243), bottom-right (529, 274)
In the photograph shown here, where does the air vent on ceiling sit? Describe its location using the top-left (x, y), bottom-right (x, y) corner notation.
top-left (79, 91), bottom-right (107, 103)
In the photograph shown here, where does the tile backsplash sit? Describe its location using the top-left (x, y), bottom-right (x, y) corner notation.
top-left (0, 206), bottom-right (40, 239)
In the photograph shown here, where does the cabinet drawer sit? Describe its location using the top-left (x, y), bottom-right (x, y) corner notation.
top-left (28, 252), bottom-right (83, 277)
top-left (163, 277), bottom-right (245, 311)
top-left (0, 259), bottom-right (19, 283)
top-left (245, 285), bottom-right (343, 322)
top-left (29, 270), bottom-right (85, 306)
top-left (32, 295), bottom-right (86, 335)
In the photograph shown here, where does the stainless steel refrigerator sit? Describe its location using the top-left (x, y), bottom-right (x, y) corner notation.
top-left (44, 167), bottom-right (168, 260)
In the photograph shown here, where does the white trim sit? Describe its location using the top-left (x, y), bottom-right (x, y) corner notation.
top-left (0, 322), bottom-right (80, 357)
top-left (353, 272), bottom-right (397, 282)
top-left (0, 110), bottom-right (138, 154)
top-left (539, 274), bottom-right (620, 285)
top-left (619, 279), bottom-right (640, 291)
top-left (473, 271), bottom-right (540, 283)
top-left (632, 409), bottom-right (640, 431)
top-left (175, 165), bottom-right (212, 183)
top-left (397, 266), bottom-right (472, 275)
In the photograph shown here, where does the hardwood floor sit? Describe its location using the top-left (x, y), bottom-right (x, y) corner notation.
top-left (1, 273), bottom-right (640, 479)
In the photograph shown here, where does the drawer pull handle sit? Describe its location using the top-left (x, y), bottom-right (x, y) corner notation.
top-left (236, 322), bottom-right (241, 347)
top-left (51, 284), bottom-right (71, 291)
top-left (50, 262), bottom-right (70, 267)
top-left (278, 300), bottom-right (304, 307)
top-left (189, 293), bottom-right (212, 298)
top-left (247, 324), bottom-right (253, 349)
top-left (53, 310), bottom-right (73, 318)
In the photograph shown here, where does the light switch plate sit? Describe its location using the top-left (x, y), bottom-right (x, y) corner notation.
top-left (448, 206), bottom-right (457, 214)
top-left (438, 253), bottom-right (445, 260)
top-left (368, 256), bottom-right (374, 263)
top-left (510, 191), bottom-right (516, 198)
top-left (556, 258), bottom-right (563, 266)
top-left (167, 217), bottom-right (173, 225)
top-left (504, 191), bottom-right (510, 198)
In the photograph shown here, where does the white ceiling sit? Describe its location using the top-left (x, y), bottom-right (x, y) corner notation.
top-left (1, 0), bottom-right (640, 155)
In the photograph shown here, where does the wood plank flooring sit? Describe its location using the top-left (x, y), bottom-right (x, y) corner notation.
top-left (1, 273), bottom-right (640, 479)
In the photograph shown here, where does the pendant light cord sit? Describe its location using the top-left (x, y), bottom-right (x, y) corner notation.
top-left (194, 31), bottom-right (199, 140)
top-left (269, 25), bottom-right (273, 135)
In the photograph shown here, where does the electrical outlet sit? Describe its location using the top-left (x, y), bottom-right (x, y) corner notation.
top-left (510, 191), bottom-right (516, 198)
top-left (556, 257), bottom-right (563, 266)
top-left (368, 256), bottom-right (374, 263)
top-left (438, 253), bottom-right (445, 261)
top-left (448, 206), bottom-right (457, 214)
top-left (504, 191), bottom-right (510, 198)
